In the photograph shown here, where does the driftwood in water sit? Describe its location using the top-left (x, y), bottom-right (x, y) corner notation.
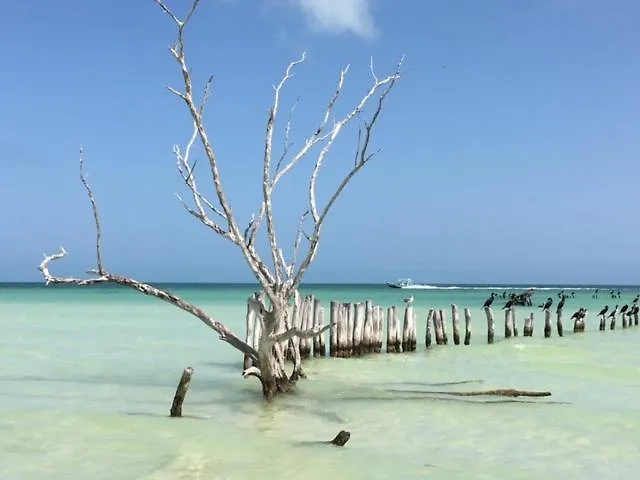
top-left (504, 307), bottom-right (513, 339)
top-left (451, 304), bottom-right (460, 345)
top-left (464, 307), bottom-right (471, 345)
top-left (425, 309), bottom-right (434, 348)
top-left (544, 309), bottom-right (552, 338)
top-left (484, 306), bottom-right (495, 344)
top-left (329, 301), bottom-right (338, 357)
top-left (556, 308), bottom-right (563, 337)
top-left (329, 430), bottom-right (351, 446)
top-left (523, 312), bottom-right (533, 337)
top-left (430, 388), bottom-right (551, 398)
top-left (170, 367), bottom-right (194, 417)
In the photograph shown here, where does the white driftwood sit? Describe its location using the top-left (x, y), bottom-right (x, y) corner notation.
top-left (40, 0), bottom-right (402, 401)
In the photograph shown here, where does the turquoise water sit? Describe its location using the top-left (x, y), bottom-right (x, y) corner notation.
top-left (2, 283), bottom-right (640, 479)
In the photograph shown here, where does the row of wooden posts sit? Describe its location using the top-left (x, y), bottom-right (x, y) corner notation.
top-left (243, 295), bottom-right (640, 364)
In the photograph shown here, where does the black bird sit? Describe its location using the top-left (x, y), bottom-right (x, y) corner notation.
top-left (620, 304), bottom-right (629, 315)
top-left (570, 308), bottom-right (586, 320)
top-left (632, 294), bottom-right (639, 304)
top-left (556, 295), bottom-right (566, 313)
top-left (607, 305), bottom-right (619, 318)
top-left (482, 293), bottom-right (497, 308)
top-left (503, 299), bottom-right (514, 309)
top-left (539, 297), bottom-right (553, 311)
top-left (597, 305), bottom-right (609, 317)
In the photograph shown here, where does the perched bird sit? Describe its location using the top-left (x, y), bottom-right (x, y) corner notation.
top-left (597, 305), bottom-right (609, 317)
top-left (503, 299), bottom-right (514, 309)
top-left (403, 295), bottom-right (414, 304)
top-left (607, 305), bottom-right (619, 318)
top-left (632, 294), bottom-right (639, 305)
top-left (571, 308), bottom-right (586, 320)
top-left (556, 294), bottom-right (566, 313)
top-left (539, 297), bottom-right (553, 311)
top-left (482, 293), bottom-right (497, 308)
top-left (620, 304), bottom-right (629, 315)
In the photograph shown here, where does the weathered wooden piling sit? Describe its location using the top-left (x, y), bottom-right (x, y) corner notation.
top-left (484, 307), bottom-right (495, 344)
top-left (329, 301), bottom-right (339, 357)
top-left (244, 293), bottom-right (259, 370)
top-left (353, 302), bottom-right (365, 356)
top-left (463, 307), bottom-right (472, 345)
top-left (346, 302), bottom-right (354, 357)
top-left (622, 311), bottom-right (628, 329)
top-left (170, 367), bottom-right (194, 418)
top-left (574, 310), bottom-right (586, 333)
top-left (512, 309), bottom-right (518, 337)
top-left (313, 298), bottom-right (325, 356)
top-left (523, 313), bottom-right (534, 337)
top-left (299, 296), bottom-right (312, 359)
top-left (504, 307), bottom-right (514, 339)
top-left (634, 310), bottom-right (639, 327)
top-left (439, 309), bottom-right (449, 345)
top-left (363, 301), bottom-right (374, 354)
top-left (374, 305), bottom-right (384, 353)
top-left (425, 309), bottom-right (434, 348)
top-left (598, 313), bottom-right (606, 331)
top-left (451, 304), bottom-right (461, 345)
top-left (338, 303), bottom-right (351, 357)
top-left (433, 310), bottom-right (443, 345)
top-left (544, 309), bottom-right (552, 338)
top-left (402, 303), bottom-right (417, 352)
top-left (610, 312), bottom-right (616, 330)
top-left (386, 306), bottom-right (398, 353)
top-left (556, 308), bottom-right (563, 337)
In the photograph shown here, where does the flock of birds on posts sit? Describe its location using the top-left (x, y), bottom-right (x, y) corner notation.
top-left (480, 290), bottom-right (640, 323)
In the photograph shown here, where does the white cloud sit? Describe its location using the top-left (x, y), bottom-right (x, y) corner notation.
top-left (289, 0), bottom-right (376, 38)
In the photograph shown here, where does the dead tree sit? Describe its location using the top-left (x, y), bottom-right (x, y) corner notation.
top-left (37, 0), bottom-right (403, 402)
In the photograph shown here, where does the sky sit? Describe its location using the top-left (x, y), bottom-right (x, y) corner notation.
top-left (1, 0), bottom-right (639, 285)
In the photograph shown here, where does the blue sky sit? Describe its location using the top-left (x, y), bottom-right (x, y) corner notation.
top-left (1, 0), bottom-right (639, 284)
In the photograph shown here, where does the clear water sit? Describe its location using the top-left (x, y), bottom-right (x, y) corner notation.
top-left (1, 283), bottom-right (640, 479)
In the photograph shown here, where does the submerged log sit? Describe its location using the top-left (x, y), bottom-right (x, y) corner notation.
top-left (463, 307), bottom-right (471, 345)
top-left (329, 430), bottom-right (351, 446)
top-left (451, 304), bottom-right (460, 345)
top-left (170, 366), bottom-right (194, 417)
top-left (484, 307), bottom-right (495, 344)
top-left (430, 388), bottom-right (551, 398)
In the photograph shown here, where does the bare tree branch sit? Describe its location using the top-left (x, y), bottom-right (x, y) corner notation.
top-left (39, 154), bottom-right (259, 363)
top-left (271, 323), bottom-right (332, 343)
top-left (79, 147), bottom-right (104, 274)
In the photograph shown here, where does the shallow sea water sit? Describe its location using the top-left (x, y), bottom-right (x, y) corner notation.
top-left (1, 284), bottom-right (640, 479)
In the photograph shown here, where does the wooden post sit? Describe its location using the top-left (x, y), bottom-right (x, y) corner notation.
top-left (300, 296), bottom-right (312, 359)
top-left (244, 293), bottom-right (257, 370)
top-left (345, 303), bottom-right (354, 357)
top-left (386, 306), bottom-right (397, 353)
top-left (574, 311), bottom-right (586, 333)
top-left (622, 311), bottom-right (628, 329)
top-left (512, 308), bottom-right (518, 337)
top-left (374, 305), bottom-right (384, 353)
top-left (556, 308), bottom-right (563, 337)
top-left (634, 310), bottom-right (638, 327)
top-left (504, 307), bottom-right (513, 339)
top-left (353, 302), bottom-right (365, 356)
top-left (364, 300), bottom-right (374, 354)
top-left (329, 301), bottom-right (338, 357)
top-left (439, 309), bottom-right (449, 345)
top-left (451, 304), bottom-right (460, 345)
top-left (313, 299), bottom-right (325, 356)
top-left (523, 312), bottom-right (533, 337)
top-left (425, 309), bottom-right (434, 348)
top-left (484, 307), bottom-right (495, 344)
top-left (544, 309), bottom-right (552, 338)
top-left (170, 367), bottom-right (194, 418)
top-left (402, 304), bottom-right (414, 352)
top-left (598, 313), bottom-right (606, 331)
top-left (610, 312), bottom-right (616, 330)
top-left (463, 307), bottom-right (471, 345)
top-left (433, 310), bottom-right (443, 345)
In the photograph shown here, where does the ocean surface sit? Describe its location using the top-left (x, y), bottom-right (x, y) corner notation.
top-left (2, 282), bottom-right (640, 479)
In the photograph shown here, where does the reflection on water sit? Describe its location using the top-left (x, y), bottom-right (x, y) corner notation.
top-left (1, 285), bottom-right (640, 479)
